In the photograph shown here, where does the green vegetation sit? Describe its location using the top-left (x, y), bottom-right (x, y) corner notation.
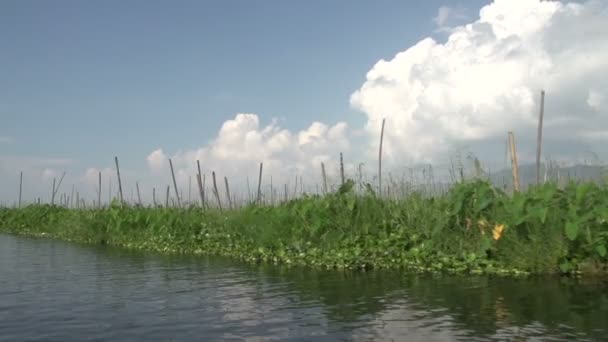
top-left (1, 180), bottom-right (607, 276)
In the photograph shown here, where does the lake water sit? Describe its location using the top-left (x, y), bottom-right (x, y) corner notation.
top-left (1, 234), bottom-right (607, 341)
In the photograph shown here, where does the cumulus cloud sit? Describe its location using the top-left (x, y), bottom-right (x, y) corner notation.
top-left (146, 113), bottom-right (351, 198)
top-left (147, 149), bottom-right (168, 171)
top-left (433, 5), bottom-right (470, 32)
top-left (351, 0), bottom-right (608, 167)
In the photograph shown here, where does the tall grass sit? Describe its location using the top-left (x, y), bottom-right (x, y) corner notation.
top-left (1, 179), bottom-right (607, 276)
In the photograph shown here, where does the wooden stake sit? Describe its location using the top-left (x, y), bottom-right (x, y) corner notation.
top-left (379, 118), bottom-right (386, 197)
top-left (18, 171), bottom-right (23, 208)
top-left (508, 131), bottom-right (521, 192)
top-left (536, 90), bottom-right (546, 185)
top-left (270, 176), bottom-right (274, 205)
top-left (340, 152), bottom-right (345, 186)
top-left (136, 182), bottom-right (142, 206)
top-left (70, 184), bottom-right (75, 208)
top-left (224, 176), bottom-right (232, 209)
top-left (256, 162), bottom-right (263, 205)
top-left (246, 176), bottom-right (252, 204)
top-left (212, 171), bottom-right (222, 210)
top-left (321, 162), bottom-right (328, 195)
top-left (51, 178), bottom-right (56, 205)
top-left (114, 156), bottom-right (124, 205)
top-left (98, 171), bottom-right (102, 208)
top-left (196, 160), bottom-right (205, 208)
top-left (168, 158), bottom-right (181, 207)
top-left (165, 185), bottom-right (170, 208)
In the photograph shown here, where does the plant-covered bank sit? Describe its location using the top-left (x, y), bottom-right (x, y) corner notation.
top-left (1, 180), bottom-right (607, 276)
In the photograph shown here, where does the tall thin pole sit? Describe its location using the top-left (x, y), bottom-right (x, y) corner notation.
top-left (256, 162), bottom-right (263, 205)
top-left (98, 171), bottom-right (102, 208)
top-left (51, 178), bottom-right (56, 205)
top-left (196, 160), bottom-right (205, 208)
top-left (114, 156), bottom-right (124, 205)
top-left (188, 175), bottom-right (192, 205)
top-left (378, 118), bottom-right (386, 197)
top-left (340, 152), bottom-right (345, 186)
top-left (508, 131), bottom-right (520, 192)
top-left (70, 184), bottom-right (75, 208)
top-left (168, 158), bottom-right (181, 207)
top-left (136, 182), bottom-right (142, 206)
top-left (224, 176), bottom-right (232, 209)
top-left (536, 90), bottom-right (546, 185)
top-left (212, 171), bottom-right (222, 210)
top-left (321, 162), bottom-right (328, 194)
top-left (165, 185), bottom-right (170, 207)
top-left (18, 171), bottom-right (23, 208)
top-left (153, 187), bottom-right (157, 207)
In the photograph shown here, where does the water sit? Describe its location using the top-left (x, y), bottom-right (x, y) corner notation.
top-left (1, 234), bottom-right (607, 341)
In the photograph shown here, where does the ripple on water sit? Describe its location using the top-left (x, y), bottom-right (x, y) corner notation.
top-left (0, 234), bottom-right (607, 341)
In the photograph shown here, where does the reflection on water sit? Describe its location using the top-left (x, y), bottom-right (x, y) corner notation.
top-left (0, 234), bottom-right (606, 341)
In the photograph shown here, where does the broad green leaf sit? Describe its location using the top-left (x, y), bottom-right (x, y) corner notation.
top-left (596, 245), bottom-right (607, 258)
top-left (565, 222), bottom-right (579, 241)
top-left (559, 261), bottom-right (572, 273)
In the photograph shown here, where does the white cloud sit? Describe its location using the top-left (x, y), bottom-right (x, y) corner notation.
top-left (146, 113), bottom-right (351, 199)
top-left (433, 5), bottom-right (470, 32)
top-left (146, 148), bottom-right (168, 171)
top-left (351, 0), bottom-right (608, 167)
top-left (4, 0), bottom-right (608, 205)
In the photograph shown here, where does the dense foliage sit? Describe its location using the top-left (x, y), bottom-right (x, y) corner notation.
top-left (1, 180), bottom-right (607, 276)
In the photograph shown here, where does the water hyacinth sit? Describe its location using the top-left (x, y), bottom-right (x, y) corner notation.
top-left (1, 180), bottom-right (607, 276)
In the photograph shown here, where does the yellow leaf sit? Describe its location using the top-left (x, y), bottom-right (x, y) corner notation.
top-left (493, 224), bottom-right (505, 240)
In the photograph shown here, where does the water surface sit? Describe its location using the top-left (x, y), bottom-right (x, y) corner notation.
top-left (1, 234), bottom-right (606, 341)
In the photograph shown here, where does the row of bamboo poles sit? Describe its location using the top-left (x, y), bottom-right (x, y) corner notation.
top-left (10, 91), bottom-right (547, 209)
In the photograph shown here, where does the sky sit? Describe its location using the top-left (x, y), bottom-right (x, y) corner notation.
top-left (1, 0), bottom-right (607, 205)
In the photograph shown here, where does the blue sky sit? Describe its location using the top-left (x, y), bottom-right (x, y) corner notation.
top-left (1, 0), bottom-right (487, 169)
top-left (3, 0), bottom-right (606, 204)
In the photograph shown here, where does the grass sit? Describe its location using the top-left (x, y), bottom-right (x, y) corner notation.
top-left (1, 179), bottom-right (607, 276)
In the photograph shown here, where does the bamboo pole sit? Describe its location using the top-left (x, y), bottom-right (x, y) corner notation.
top-left (536, 90), bottom-right (545, 185)
top-left (70, 184), bottom-right (75, 208)
top-left (224, 176), bottom-right (232, 209)
top-left (18, 171), bottom-right (23, 208)
top-left (136, 182), bottom-right (142, 206)
top-left (321, 162), bottom-right (328, 194)
top-left (246, 176), bottom-right (252, 204)
top-left (212, 171), bottom-right (222, 210)
top-left (340, 152), bottom-right (345, 186)
top-left (168, 158), bottom-right (181, 207)
top-left (256, 162), bottom-right (263, 205)
top-left (379, 118), bottom-right (386, 197)
top-left (203, 175), bottom-right (208, 206)
top-left (270, 176), bottom-right (274, 205)
top-left (114, 157), bottom-right (124, 205)
top-left (51, 178), bottom-right (56, 205)
top-left (508, 131), bottom-right (521, 192)
top-left (98, 171), bottom-right (102, 208)
top-left (196, 160), bottom-right (205, 208)
top-left (165, 185), bottom-right (170, 208)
